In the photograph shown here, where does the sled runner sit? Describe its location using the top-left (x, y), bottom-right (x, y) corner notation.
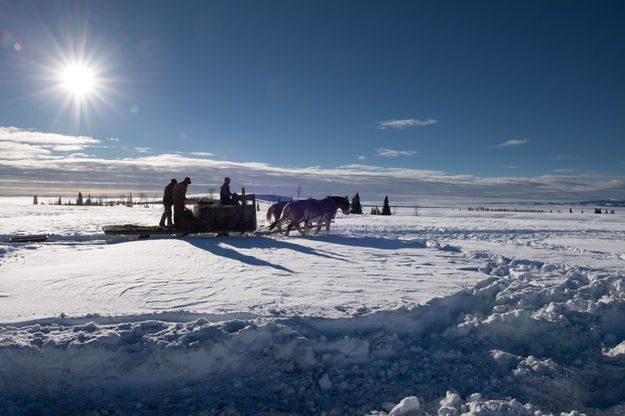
top-left (10, 234), bottom-right (48, 243)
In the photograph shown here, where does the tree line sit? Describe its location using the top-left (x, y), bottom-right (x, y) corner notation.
top-left (34, 191), bottom-right (401, 216)
top-left (349, 193), bottom-right (395, 216)
top-left (33, 192), bottom-right (148, 207)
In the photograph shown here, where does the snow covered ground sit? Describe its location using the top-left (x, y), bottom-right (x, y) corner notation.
top-left (1, 196), bottom-right (624, 415)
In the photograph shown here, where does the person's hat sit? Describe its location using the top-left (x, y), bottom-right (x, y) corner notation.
top-left (171, 178), bottom-right (177, 183)
top-left (184, 177), bottom-right (192, 184)
top-left (224, 177), bottom-right (230, 181)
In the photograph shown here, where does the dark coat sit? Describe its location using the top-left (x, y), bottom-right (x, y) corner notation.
top-left (162, 182), bottom-right (176, 205)
top-left (220, 182), bottom-right (231, 205)
top-left (172, 182), bottom-right (188, 204)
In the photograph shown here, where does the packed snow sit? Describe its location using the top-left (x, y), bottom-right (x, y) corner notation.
top-left (1, 196), bottom-right (624, 415)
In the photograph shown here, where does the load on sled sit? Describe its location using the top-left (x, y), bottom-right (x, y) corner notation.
top-left (102, 191), bottom-right (256, 237)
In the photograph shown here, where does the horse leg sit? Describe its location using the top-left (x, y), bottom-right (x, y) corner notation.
top-left (296, 222), bottom-right (308, 236)
top-left (268, 216), bottom-right (280, 230)
top-left (325, 221), bottom-right (331, 234)
top-left (312, 221), bottom-right (321, 234)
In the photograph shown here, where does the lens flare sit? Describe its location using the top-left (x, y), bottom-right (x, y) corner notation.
top-left (1, 31), bottom-right (16, 49)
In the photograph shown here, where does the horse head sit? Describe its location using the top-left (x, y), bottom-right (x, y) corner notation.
top-left (331, 195), bottom-right (350, 214)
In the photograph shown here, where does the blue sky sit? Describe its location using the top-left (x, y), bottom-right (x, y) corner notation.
top-left (1, 0), bottom-right (624, 203)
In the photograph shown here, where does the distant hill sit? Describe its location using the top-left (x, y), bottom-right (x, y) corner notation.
top-left (575, 199), bottom-right (625, 207)
top-left (255, 195), bottom-right (292, 203)
top-left (485, 200), bottom-right (625, 208)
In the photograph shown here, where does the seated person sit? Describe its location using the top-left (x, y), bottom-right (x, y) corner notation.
top-left (220, 177), bottom-right (240, 205)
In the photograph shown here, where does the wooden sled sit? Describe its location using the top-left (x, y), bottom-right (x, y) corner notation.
top-left (103, 191), bottom-right (257, 239)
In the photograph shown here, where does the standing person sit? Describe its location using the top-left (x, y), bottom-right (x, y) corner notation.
top-left (172, 177), bottom-right (191, 228)
top-left (159, 178), bottom-right (177, 228)
top-left (220, 177), bottom-right (239, 205)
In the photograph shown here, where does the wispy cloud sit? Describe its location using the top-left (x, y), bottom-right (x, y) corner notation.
top-left (0, 126), bottom-right (100, 155)
top-left (377, 118), bottom-right (437, 130)
top-left (191, 152), bottom-right (215, 157)
top-left (135, 147), bottom-right (150, 153)
top-left (358, 156), bottom-right (366, 160)
top-left (489, 139), bottom-right (530, 149)
top-left (551, 154), bottom-right (575, 160)
top-left (1, 141), bottom-right (54, 160)
top-left (552, 168), bottom-right (579, 173)
top-left (377, 148), bottom-right (419, 157)
top-left (1, 127), bottom-right (624, 204)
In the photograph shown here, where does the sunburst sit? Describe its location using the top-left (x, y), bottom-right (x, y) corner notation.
top-left (22, 24), bottom-right (126, 129)
top-left (60, 63), bottom-right (97, 100)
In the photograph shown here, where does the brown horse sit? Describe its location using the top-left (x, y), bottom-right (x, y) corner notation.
top-left (269, 195), bottom-right (350, 236)
top-left (265, 200), bottom-right (289, 230)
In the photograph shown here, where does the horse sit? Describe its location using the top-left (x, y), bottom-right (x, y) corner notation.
top-left (269, 195), bottom-right (350, 236)
top-left (265, 200), bottom-right (289, 230)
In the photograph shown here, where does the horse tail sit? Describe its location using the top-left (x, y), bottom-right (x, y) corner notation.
top-left (268, 204), bottom-right (286, 230)
top-left (266, 206), bottom-right (274, 226)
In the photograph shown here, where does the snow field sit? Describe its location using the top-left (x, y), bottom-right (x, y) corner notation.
top-left (0, 197), bottom-right (624, 415)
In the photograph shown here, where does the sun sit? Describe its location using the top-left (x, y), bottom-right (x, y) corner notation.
top-left (11, 20), bottom-right (123, 127)
top-left (60, 64), bottom-right (97, 99)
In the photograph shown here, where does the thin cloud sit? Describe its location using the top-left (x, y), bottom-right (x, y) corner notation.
top-left (377, 118), bottom-right (437, 130)
top-left (1, 127), bottom-right (624, 204)
top-left (0, 126), bottom-right (100, 146)
top-left (53, 145), bottom-right (89, 152)
top-left (0, 126), bottom-right (101, 156)
top-left (0, 141), bottom-right (53, 160)
top-left (552, 168), bottom-right (579, 173)
top-left (135, 147), bottom-right (150, 153)
top-left (551, 154), bottom-right (575, 160)
top-left (2, 152), bottom-right (624, 203)
top-left (191, 152), bottom-right (215, 157)
top-left (377, 148), bottom-right (419, 157)
top-left (489, 139), bottom-right (530, 149)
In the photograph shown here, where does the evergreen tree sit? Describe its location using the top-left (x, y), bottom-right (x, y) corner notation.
top-left (381, 196), bottom-right (391, 215)
top-left (77, 192), bottom-right (83, 206)
top-left (350, 193), bottom-right (363, 214)
top-left (370, 206), bottom-right (380, 215)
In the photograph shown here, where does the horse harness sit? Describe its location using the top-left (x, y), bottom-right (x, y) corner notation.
top-left (299, 197), bottom-right (337, 225)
